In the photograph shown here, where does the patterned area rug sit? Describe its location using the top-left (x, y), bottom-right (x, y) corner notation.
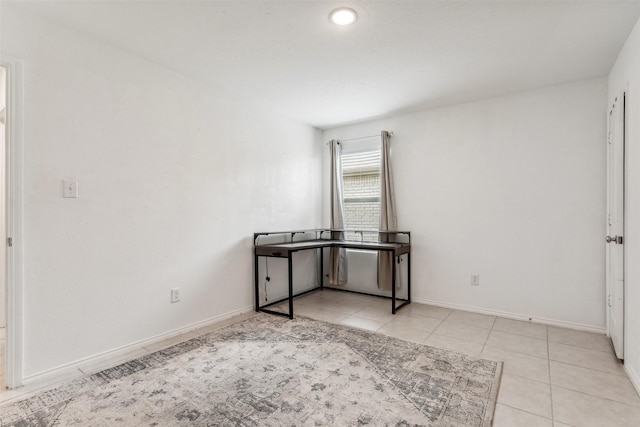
top-left (0, 314), bottom-right (502, 426)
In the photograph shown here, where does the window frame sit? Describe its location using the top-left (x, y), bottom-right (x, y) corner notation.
top-left (340, 138), bottom-right (382, 242)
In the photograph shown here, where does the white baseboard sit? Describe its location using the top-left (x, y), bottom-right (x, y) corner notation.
top-left (22, 306), bottom-right (254, 387)
top-left (413, 297), bottom-right (606, 334)
top-left (625, 363), bottom-right (640, 396)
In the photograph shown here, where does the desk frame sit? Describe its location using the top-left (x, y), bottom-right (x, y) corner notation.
top-left (253, 229), bottom-right (411, 319)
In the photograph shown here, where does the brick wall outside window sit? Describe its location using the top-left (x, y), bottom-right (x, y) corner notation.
top-left (343, 173), bottom-right (380, 241)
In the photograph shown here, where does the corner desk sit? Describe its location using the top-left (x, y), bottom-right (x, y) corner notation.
top-left (253, 229), bottom-right (411, 319)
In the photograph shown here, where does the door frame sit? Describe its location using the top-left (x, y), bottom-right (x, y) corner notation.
top-left (622, 88), bottom-right (629, 360)
top-left (1, 53), bottom-right (25, 389)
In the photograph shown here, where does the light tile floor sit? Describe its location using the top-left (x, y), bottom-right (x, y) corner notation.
top-left (272, 290), bottom-right (640, 427)
top-left (1, 291), bottom-right (639, 427)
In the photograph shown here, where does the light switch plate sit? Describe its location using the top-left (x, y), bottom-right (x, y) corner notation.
top-left (63, 179), bottom-right (78, 198)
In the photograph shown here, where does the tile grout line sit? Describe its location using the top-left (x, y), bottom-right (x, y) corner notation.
top-left (422, 309), bottom-right (452, 343)
top-left (498, 402), bottom-right (554, 422)
top-left (551, 383), bottom-right (640, 408)
top-left (547, 325), bottom-right (556, 425)
top-left (549, 358), bottom-right (637, 379)
top-left (491, 327), bottom-right (548, 341)
top-left (421, 321), bottom-right (439, 343)
top-left (548, 341), bottom-right (616, 355)
top-left (480, 315), bottom-right (497, 354)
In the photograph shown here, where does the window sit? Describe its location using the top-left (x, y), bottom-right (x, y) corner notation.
top-left (340, 139), bottom-right (381, 241)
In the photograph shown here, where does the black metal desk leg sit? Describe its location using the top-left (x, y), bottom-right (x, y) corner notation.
top-left (288, 252), bottom-right (294, 319)
top-left (254, 251), bottom-right (260, 312)
top-left (320, 247), bottom-right (324, 289)
top-left (392, 252), bottom-right (397, 314)
top-left (407, 252), bottom-right (411, 304)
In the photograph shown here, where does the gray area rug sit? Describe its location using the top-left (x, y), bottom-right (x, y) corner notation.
top-left (0, 314), bottom-right (502, 426)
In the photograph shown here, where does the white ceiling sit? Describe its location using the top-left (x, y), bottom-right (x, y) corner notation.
top-left (10, 0), bottom-right (640, 129)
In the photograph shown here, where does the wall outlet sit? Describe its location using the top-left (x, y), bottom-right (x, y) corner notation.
top-left (170, 287), bottom-right (181, 303)
top-left (471, 274), bottom-right (480, 286)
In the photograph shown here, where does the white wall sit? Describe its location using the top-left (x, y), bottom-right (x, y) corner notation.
top-left (323, 78), bottom-right (607, 330)
top-left (609, 15), bottom-right (640, 394)
top-left (1, 5), bottom-right (322, 380)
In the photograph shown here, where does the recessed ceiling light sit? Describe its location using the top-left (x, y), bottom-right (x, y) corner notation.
top-left (329, 8), bottom-right (357, 26)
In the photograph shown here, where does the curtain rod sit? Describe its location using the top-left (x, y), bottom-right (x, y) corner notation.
top-left (326, 131), bottom-right (393, 145)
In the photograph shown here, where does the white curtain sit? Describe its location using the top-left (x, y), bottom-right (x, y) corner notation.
top-left (329, 140), bottom-right (348, 285)
top-left (377, 131), bottom-right (398, 290)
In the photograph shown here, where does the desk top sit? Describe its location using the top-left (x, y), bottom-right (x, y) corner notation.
top-left (255, 239), bottom-right (411, 257)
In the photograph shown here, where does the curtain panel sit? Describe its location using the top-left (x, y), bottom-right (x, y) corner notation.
top-left (329, 140), bottom-right (348, 285)
top-left (377, 131), bottom-right (398, 290)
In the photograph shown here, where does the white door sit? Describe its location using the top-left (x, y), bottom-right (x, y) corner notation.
top-left (0, 66), bottom-right (5, 330)
top-left (606, 92), bottom-right (625, 360)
